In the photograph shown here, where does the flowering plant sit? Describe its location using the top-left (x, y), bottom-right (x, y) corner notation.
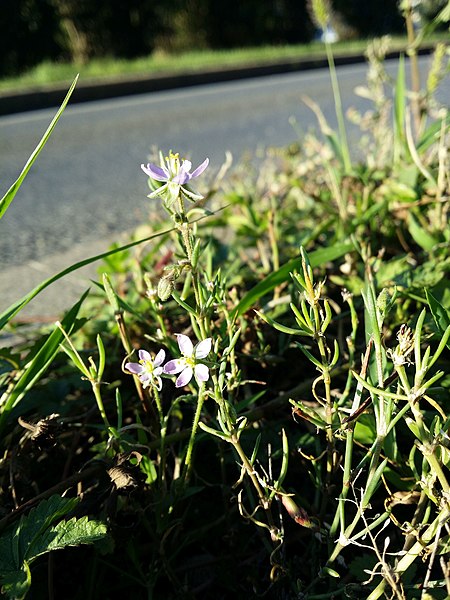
top-left (125, 348), bottom-right (166, 390)
top-left (141, 151), bottom-right (209, 207)
top-left (163, 334), bottom-right (211, 388)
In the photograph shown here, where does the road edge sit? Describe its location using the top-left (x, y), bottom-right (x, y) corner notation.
top-left (0, 47), bottom-right (434, 116)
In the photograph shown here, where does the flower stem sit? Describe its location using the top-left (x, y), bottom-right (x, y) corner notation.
top-left (182, 383), bottom-right (206, 483)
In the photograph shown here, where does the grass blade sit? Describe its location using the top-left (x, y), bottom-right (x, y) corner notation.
top-left (393, 54), bottom-right (406, 160)
top-left (0, 291), bottom-right (88, 434)
top-left (233, 241), bottom-right (353, 319)
top-left (0, 226), bottom-right (174, 330)
top-left (0, 75), bottom-right (79, 220)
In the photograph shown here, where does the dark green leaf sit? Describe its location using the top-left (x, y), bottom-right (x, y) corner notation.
top-left (0, 495), bottom-right (107, 600)
top-left (0, 292), bottom-right (88, 434)
top-left (425, 288), bottom-right (450, 348)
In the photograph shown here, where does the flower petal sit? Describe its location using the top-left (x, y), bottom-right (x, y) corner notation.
top-left (163, 359), bottom-right (186, 374)
top-left (176, 367), bottom-right (193, 388)
top-left (176, 334), bottom-right (194, 358)
top-left (194, 363), bottom-right (209, 384)
top-left (138, 349), bottom-right (151, 362)
top-left (195, 338), bottom-right (212, 359)
top-left (173, 160), bottom-right (192, 185)
top-left (141, 163), bottom-right (169, 181)
top-left (125, 362), bottom-right (144, 375)
top-left (190, 158), bottom-right (209, 179)
top-left (154, 349), bottom-right (166, 367)
top-left (154, 375), bottom-right (163, 391)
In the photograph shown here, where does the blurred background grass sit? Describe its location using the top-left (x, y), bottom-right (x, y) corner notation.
top-left (1, 0), bottom-right (448, 92)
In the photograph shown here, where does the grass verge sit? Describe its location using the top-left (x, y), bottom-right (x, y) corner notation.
top-left (0, 34), bottom-right (446, 93)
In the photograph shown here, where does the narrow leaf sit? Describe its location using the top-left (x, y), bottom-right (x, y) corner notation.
top-left (0, 226), bottom-right (174, 330)
top-left (0, 76), bottom-right (79, 220)
top-left (233, 242), bottom-right (353, 319)
top-left (394, 55), bottom-right (406, 153)
top-left (255, 310), bottom-right (310, 336)
top-left (407, 212), bottom-right (439, 252)
top-left (0, 293), bottom-right (87, 434)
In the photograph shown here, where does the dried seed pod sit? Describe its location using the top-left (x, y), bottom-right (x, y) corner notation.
top-left (18, 414), bottom-right (62, 448)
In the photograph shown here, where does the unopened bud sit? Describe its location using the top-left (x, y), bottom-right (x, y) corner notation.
top-left (376, 288), bottom-right (390, 314)
top-left (157, 274), bottom-right (174, 301)
top-left (279, 494), bottom-right (313, 528)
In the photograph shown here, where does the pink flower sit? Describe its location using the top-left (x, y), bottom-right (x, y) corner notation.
top-left (142, 151), bottom-right (209, 206)
top-left (163, 334), bottom-right (211, 388)
top-left (125, 349), bottom-right (165, 390)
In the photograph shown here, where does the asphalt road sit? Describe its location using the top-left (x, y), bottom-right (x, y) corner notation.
top-left (0, 56), bottom-right (446, 323)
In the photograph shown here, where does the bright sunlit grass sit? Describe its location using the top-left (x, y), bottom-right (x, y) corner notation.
top-left (0, 34), bottom-right (446, 93)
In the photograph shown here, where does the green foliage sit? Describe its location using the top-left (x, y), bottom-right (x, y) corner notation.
top-left (0, 75), bottom-right (78, 220)
top-left (0, 19), bottom-right (449, 600)
top-left (0, 292), bottom-right (87, 435)
top-left (0, 495), bottom-right (107, 600)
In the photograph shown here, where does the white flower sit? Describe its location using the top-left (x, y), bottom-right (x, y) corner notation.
top-left (163, 334), bottom-right (211, 388)
top-left (125, 349), bottom-right (165, 390)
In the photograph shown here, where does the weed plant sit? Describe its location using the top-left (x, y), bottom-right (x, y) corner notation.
top-left (0, 6), bottom-right (449, 599)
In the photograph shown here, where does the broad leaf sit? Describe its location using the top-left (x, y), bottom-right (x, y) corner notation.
top-left (0, 495), bottom-right (107, 600)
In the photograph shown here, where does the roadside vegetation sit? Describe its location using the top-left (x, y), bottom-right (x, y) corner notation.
top-left (0, 34), bottom-right (447, 93)
top-left (0, 3), bottom-right (449, 599)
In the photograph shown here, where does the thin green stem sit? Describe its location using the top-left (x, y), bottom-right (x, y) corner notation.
top-left (153, 388), bottom-right (167, 485)
top-left (182, 384), bottom-right (206, 483)
top-left (230, 434), bottom-right (276, 534)
top-left (92, 381), bottom-right (111, 431)
top-left (367, 512), bottom-right (446, 600)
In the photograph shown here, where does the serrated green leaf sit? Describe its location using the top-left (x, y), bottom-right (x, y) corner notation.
top-left (0, 495), bottom-right (107, 600)
top-left (21, 495), bottom-right (79, 561)
top-left (0, 561), bottom-right (31, 600)
top-left (38, 516), bottom-right (107, 556)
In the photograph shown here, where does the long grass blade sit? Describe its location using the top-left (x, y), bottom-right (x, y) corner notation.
top-left (0, 226), bottom-right (174, 330)
top-left (0, 291), bottom-right (88, 434)
top-left (232, 241), bottom-right (353, 319)
top-left (0, 76), bottom-right (79, 220)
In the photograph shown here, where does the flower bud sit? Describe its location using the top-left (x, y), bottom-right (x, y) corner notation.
top-left (279, 494), bottom-right (313, 528)
top-left (157, 274), bottom-right (174, 301)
